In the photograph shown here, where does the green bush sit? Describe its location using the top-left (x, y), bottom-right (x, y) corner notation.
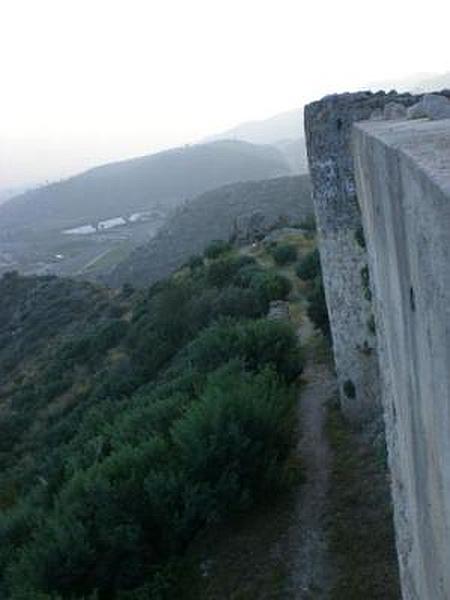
top-left (206, 258), bottom-right (237, 287)
top-left (6, 367), bottom-right (296, 599)
top-left (204, 240), bottom-right (232, 260)
top-left (171, 365), bottom-right (296, 518)
top-left (232, 264), bottom-right (263, 287)
top-left (306, 277), bottom-right (331, 339)
top-left (206, 255), bottom-right (256, 288)
top-left (271, 244), bottom-right (298, 266)
top-left (211, 286), bottom-right (267, 319)
top-left (296, 249), bottom-right (321, 281)
top-left (234, 266), bottom-right (291, 302)
top-left (178, 318), bottom-right (303, 382)
top-left (186, 255), bottom-right (203, 270)
top-left (250, 270), bottom-right (292, 302)
top-left (128, 280), bottom-right (200, 376)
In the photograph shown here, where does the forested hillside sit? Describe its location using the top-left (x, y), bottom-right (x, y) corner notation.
top-left (0, 238), bottom-right (308, 598)
top-left (106, 175), bottom-right (313, 287)
top-left (0, 141), bottom-right (290, 236)
top-left (0, 219), bottom-right (401, 599)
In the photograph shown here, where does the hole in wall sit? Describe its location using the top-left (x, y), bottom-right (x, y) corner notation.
top-left (355, 225), bottom-right (366, 249)
top-left (343, 379), bottom-right (356, 399)
top-left (361, 265), bottom-right (372, 302)
top-left (336, 118), bottom-right (343, 131)
top-left (410, 287), bottom-right (416, 312)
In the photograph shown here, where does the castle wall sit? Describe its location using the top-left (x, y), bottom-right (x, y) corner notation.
top-left (304, 92), bottom-right (417, 418)
top-left (353, 118), bottom-right (450, 599)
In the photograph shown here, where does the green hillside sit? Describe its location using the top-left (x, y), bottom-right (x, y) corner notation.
top-left (0, 239), bottom-right (307, 598)
top-left (0, 140), bottom-right (290, 236)
top-left (0, 224), bottom-right (400, 599)
top-left (106, 175), bottom-right (313, 287)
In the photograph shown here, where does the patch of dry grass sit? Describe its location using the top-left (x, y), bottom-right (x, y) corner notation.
top-left (326, 403), bottom-right (401, 599)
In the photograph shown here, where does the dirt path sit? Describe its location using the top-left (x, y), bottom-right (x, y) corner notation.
top-left (283, 356), bottom-right (337, 598)
top-left (196, 318), bottom-right (338, 599)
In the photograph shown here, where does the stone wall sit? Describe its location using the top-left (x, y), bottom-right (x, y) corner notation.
top-left (304, 91), bottom-right (418, 419)
top-left (353, 118), bottom-right (450, 600)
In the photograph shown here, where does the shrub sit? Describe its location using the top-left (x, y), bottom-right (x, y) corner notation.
top-left (206, 255), bottom-right (256, 288)
top-left (271, 244), bottom-right (298, 266)
top-left (6, 367), bottom-right (296, 599)
top-left (186, 255), bottom-right (203, 270)
top-left (233, 265), bottom-right (263, 288)
top-left (296, 249), bottom-right (321, 281)
top-left (231, 255), bottom-right (257, 270)
top-left (206, 258), bottom-right (237, 287)
top-left (171, 365), bottom-right (296, 519)
top-left (178, 318), bottom-right (303, 382)
top-left (212, 286), bottom-right (267, 319)
top-left (306, 278), bottom-right (331, 339)
top-left (250, 270), bottom-right (292, 303)
top-left (204, 240), bottom-right (232, 260)
top-left (234, 266), bottom-right (291, 302)
top-left (128, 280), bottom-right (199, 376)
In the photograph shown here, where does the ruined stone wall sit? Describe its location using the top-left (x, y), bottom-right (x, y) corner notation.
top-left (304, 91), bottom-right (418, 419)
top-left (305, 89), bottom-right (450, 598)
top-left (353, 118), bottom-right (450, 600)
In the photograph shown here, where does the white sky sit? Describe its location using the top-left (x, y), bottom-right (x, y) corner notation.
top-left (1, 0), bottom-right (450, 188)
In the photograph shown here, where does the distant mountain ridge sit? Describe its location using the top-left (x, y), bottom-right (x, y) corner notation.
top-left (0, 140), bottom-right (291, 236)
top-left (206, 109), bottom-right (302, 145)
top-left (205, 110), bottom-right (308, 173)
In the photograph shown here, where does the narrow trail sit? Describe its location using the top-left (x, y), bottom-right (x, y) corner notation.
top-left (196, 316), bottom-right (339, 599)
top-left (283, 356), bottom-right (337, 598)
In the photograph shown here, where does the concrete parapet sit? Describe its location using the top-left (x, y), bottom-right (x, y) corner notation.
top-left (353, 118), bottom-right (450, 599)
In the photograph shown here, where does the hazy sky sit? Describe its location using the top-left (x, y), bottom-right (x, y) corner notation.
top-left (2, 0), bottom-right (450, 188)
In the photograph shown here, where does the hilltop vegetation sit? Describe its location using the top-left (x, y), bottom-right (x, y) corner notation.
top-left (0, 237), bottom-right (307, 598)
top-left (106, 175), bottom-right (312, 287)
top-left (0, 223), bottom-right (401, 598)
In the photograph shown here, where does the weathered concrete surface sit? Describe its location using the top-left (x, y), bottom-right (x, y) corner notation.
top-left (353, 118), bottom-right (450, 600)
